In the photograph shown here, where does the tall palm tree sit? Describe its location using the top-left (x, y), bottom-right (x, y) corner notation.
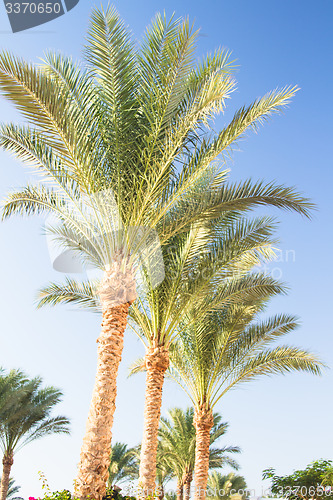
top-left (0, 6), bottom-right (312, 498)
top-left (207, 472), bottom-right (247, 500)
top-left (108, 442), bottom-right (138, 488)
top-left (165, 305), bottom-right (323, 500)
top-left (158, 408), bottom-right (239, 500)
top-left (0, 370), bottom-right (70, 500)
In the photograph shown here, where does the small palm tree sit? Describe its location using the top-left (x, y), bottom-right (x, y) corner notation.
top-left (158, 408), bottom-right (240, 500)
top-left (167, 305), bottom-right (323, 499)
top-left (108, 442), bottom-right (138, 488)
top-left (0, 370), bottom-right (70, 500)
top-left (129, 213), bottom-right (294, 492)
top-left (207, 472), bottom-right (247, 500)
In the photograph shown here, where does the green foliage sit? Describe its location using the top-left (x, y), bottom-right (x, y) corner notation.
top-left (0, 369), bottom-right (70, 456)
top-left (103, 487), bottom-right (136, 500)
top-left (207, 472), bottom-right (247, 500)
top-left (38, 473), bottom-right (74, 500)
top-left (0, 367), bottom-right (70, 500)
top-left (129, 213), bottom-right (284, 350)
top-left (167, 300), bottom-right (323, 412)
top-left (263, 460), bottom-right (333, 500)
top-left (42, 490), bottom-right (72, 500)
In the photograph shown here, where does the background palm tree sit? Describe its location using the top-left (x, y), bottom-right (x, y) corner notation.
top-left (0, 370), bottom-right (70, 500)
top-left (166, 303), bottom-right (323, 499)
top-left (108, 442), bottom-right (138, 488)
top-left (129, 212), bottom-right (293, 491)
top-left (155, 450), bottom-right (175, 500)
top-left (207, 472), bottom-right (247, 500)
top-left (158, 408), bottom-right (240, 500)
top-left (0, 5), bottom-right (312, 498)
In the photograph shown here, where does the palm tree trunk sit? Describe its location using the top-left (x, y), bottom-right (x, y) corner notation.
top-left (0, 451), bottom-right (13, 500)
top-left (184, 472), bottom-right (193, 500)
top-left (139, 343), bottom-right (169, 497)
top-left (193, 407), bottom-right (214, 500)
top-left (75, 264), bottom-right (136, 500)
top-left (75, 295), bottom-right (135, 500)
top-left (177, 479), bottom-right (184, 500)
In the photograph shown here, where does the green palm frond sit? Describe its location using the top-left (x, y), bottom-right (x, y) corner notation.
top-left (108, 442), bottom-right (139, 487)
top-left (20, 415), bottom-right (70, 449)
top-left (84, 5), bottom-right (138, 175)
top-left (208, 471), bottom-right (247, 500)
top-left (0, 51), bottom-right (86, 166)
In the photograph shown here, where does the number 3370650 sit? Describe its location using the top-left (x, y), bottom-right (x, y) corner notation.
top-left (5, 3), bottom-right (62, 14)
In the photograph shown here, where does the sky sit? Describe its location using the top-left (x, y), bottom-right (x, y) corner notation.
top-left (0, 0), bottom-right (332, 498)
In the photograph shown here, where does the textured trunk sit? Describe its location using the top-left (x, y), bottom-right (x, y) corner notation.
top-left (75, 264), bottom-right (136, 500)
top-left (193, 407), bottom-right (214, 500)
top-left (184, 471), bottom-right (193, 500)
top-left (177, 479), bottom-right (184, 500)
top-left (139, 343), bottom-right (169, 497)
top-left (0, 451), bottom-right (13, 500)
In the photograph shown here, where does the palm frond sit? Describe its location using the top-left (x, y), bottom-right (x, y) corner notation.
top-left (37, 278), bottom-right (100, 311)
top-left (128, 357), bottom-right (146, 377)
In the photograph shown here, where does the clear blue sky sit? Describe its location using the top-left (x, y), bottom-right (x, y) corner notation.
top-left (0, 0), bottom-right (332, 498)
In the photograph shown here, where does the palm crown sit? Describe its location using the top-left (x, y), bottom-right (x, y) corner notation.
top-left (207, 471), bottom-right (247, 500)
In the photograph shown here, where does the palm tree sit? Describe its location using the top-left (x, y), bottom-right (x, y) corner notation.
top-left (128, 211), bottom-right (296, 493)
top-left (2, 479), bottom-right (23, 500)
top-left (158, 408), bottom-right (240, 500)
top-left (0, 6), bottom-right (313, 498)
top-left (108, 442), bottom-right (138, 488)
top-left (165, 304), bottom-right (323, 500)
top-left (207, 472), bottom-right (247, 500)
top-left (0, 370), bottom-right (70, 500)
